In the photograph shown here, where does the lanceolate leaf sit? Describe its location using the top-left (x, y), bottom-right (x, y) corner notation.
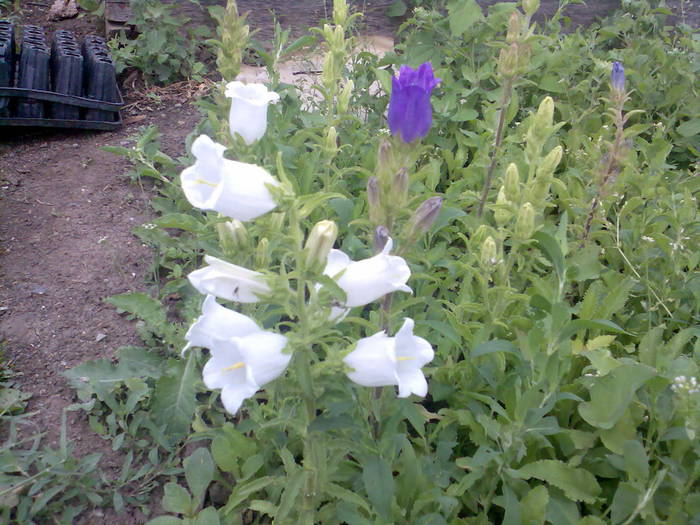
top-left (512, 460), bottom-right (601, 504)
top-left (151, 353), bottom-right (198, 441)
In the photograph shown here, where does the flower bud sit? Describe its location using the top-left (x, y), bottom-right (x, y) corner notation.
top-left (504, 163), bottom-right (520, 202)
top-left (515, 202), bottom-right (535, 240)
top-left (480, 236), bottom-right (498, 268)
top-left (506, 12), bottom-right (521, 43)
top-left (393, 167), bottom-right (409, 205)
top-left (494, 187), bottom-right (512, 227)
top-left (471, 224), bottom-right (491, 246)
top-left (538, 145), bottom-right (563, 177)
top-left (325, 126), bottom-right (338, 157)
top-left (332, 25), bottom-right (345, 50)
top-left (367, 176), bottom-right (383, 224)
top-left (373, 225), bottom-right (390, 253)
top-left (377, 139), bottom-right (392, 172)
top-left (611, 61), bottom-right (625, 95)
top-left (523, 0), bottom-right (540, 16)
top-left (408, 196), bottom-right (443, 237)
top-left (217, 219), bottom-right (249, 254)
top-left (338, 79), bottom-right (354, 114)
top-left (269, 212), bottom-right (285, 232)
top-left (498, 43), bottom-right (518, 77)
top-left (305, 220), bottom-right (338, 273)
top-left (321, 52), bottom-right (335, 90)
top-left (255, 237), bottom-right (269, 268)
top-left (533, 96), bottom-right (554, 134)
top-left (333, 0), bottom-right (349, 26)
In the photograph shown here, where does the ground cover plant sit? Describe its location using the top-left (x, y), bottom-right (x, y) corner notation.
top-left (2, 0), bottom-right (697, 523)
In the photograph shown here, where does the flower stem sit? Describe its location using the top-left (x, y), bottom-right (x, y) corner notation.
top-left (477, 78), bottom-right (513, 218)
top-left (581, 97), bottom-right (625, 245)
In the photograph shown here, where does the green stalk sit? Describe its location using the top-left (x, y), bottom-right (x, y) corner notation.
top-left (288, 203), bottom-right (322, 523)
top-left (477, 78), bottom-right (514, 218)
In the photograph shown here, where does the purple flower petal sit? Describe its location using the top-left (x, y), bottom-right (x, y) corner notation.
top-left (387, 62), bottom-right (440, 143)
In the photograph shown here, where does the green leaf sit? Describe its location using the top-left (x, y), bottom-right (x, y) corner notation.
top-left (362, 455), bottom-right (394, 520)
top-left (521, 486), bottom-right (548, 525)
top-left (611, 482), bottom-right (641, 524)
top-left (533, 231), bottom-right (565, 284)
top-left (145, 517), bottom-right (184, 525)
top-left (185, 448), bottom-right (215, 508)
top-left (676, 118), bottom-right (700, 137)
top-left (471, 340), bottom-right (522, 360)
top-left (600, 409), bottom-right (639, 454)
top-left (106, 292), bottom-right (167, 328)
top-left (325, 482), bottom-right (371, 515)
top-left (447, 0), bottom-right (484, 37)
top-left (155, 213), bottom-right (206, 233)
top-left (578, 363), bottom-right (656, 429)
top-left (151, 354), bottom-right (198, 441)
top-left (576, 518), bottom-right (606, 525)
top-left (222, 476), bottom-right (277, 515)
top-left (162, 482), bottom-right (192, 515)
top-left (193, 507), bottom-right (220, 525)
top-left (623, 440), bottom-right (649, 483)
top-left (275, 470), bottom-right (307, 523)
top-left (558, 319), bottom-right (629, 342)
top-left (211, 424), bottom-right (256, 473)
top-left (513, 460), bottom-right (601, 504)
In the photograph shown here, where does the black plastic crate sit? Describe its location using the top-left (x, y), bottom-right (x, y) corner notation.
top-left (0, 23), bottom-right (122, 130)
top-left (0, 20), bottom-right (15, 118)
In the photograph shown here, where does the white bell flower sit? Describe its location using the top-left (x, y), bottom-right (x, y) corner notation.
top-left (343, 318), bottom-right (434, 398)
top-left (188, 255), bottom-right (271, 303)
top-left (203, 330), bottom-right (291, 415)
top-left (182, 295), bottom-right (260, 355)
top-left (225, 81), bottom-right (280, 145)
top-left (180, 134), bottom-right (279, 221)
top-left (324, 238), bottom-right (411, 308)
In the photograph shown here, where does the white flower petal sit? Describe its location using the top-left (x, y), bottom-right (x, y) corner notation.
top-left (220, 381), bottom-right (259, 415)
top-left (202, 342), bottom-right (246, 390)
top-left (394, 318), bottom-right (434, 367)
top-left (335, 238), bottom-right (411, 307)
top-left (183, 295), bottom-right (260, 354)
top-left (343, 332), bottom-right (399, 387)
top-left (225, 82), bottom-right (280, 145)
top-left (180, 134), bottom-right (278, 221)
top-left (397, 368), bottom-right (428, 398)
top-left (188, 256), bottom-right (271, 303)
top-left (236, 332), bottom-right (291, 387)
top-left (323, 249), bottom-right (351, 278)
top-left (210, 160), bottom-right (278, 221)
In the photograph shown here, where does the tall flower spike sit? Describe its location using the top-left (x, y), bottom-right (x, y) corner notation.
top-left (343, 318), bottom-right (434, 398)
top-left (225, 81), bottom-right (280, 145)
top-left (188, 255), bottom-right (272, 303)
top-left (203, 330), bottom-right (290, 415)
top-left (387, 62), bottom-right (441, 143)
top-left (180, 135), bottom-right (279, 221)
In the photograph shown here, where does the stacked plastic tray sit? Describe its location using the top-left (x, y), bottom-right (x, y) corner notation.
top-left (0, 22), bottom-right (122, 130)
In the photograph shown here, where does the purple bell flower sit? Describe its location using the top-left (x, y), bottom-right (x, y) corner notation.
top-left (611, 61), bottom-right (625, 93)
top-left (387, 63), bottom-right (441, 143)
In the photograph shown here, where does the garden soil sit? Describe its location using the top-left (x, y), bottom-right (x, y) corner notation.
top-left (0, 1), bottom-right (697, 523)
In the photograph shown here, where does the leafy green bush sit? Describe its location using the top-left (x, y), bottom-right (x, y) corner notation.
top-left (109, 0), bottom-right (211, 85)
top-left (66, 0), bottom-right (700, 523)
